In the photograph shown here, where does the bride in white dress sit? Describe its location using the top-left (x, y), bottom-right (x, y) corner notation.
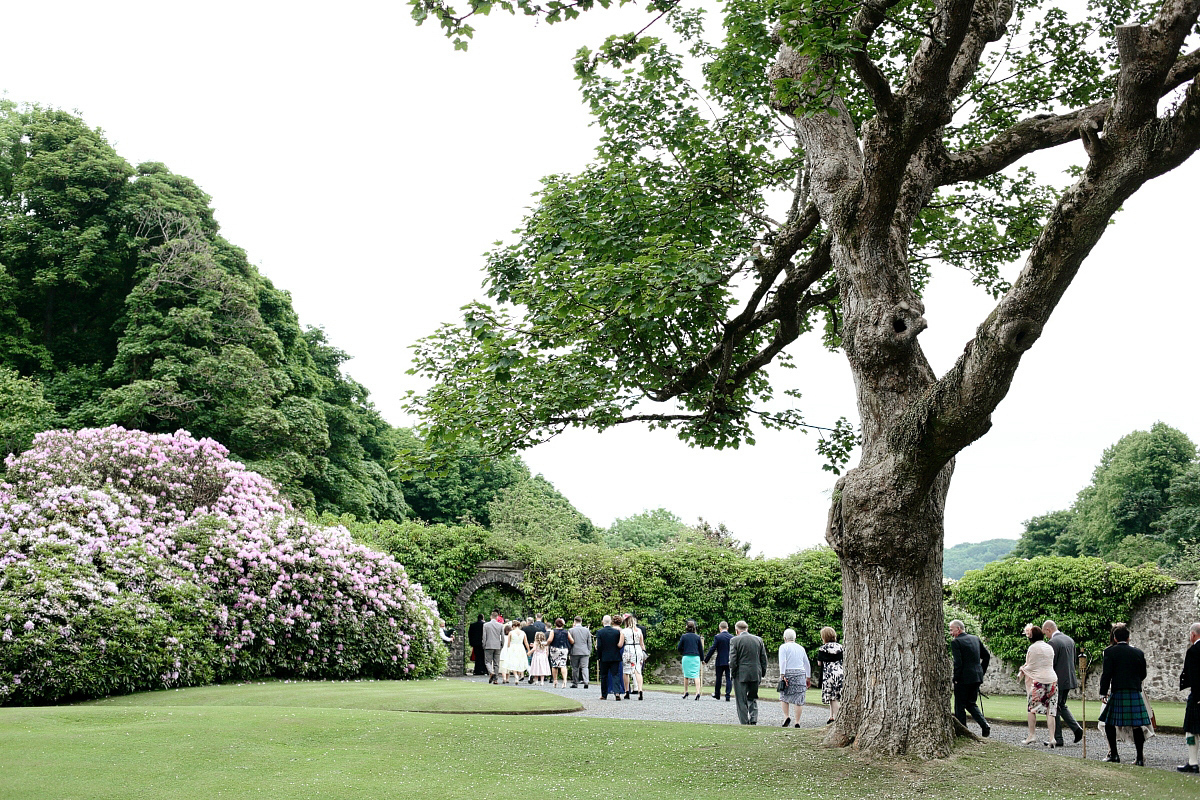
top-left (501, 622), bottom-right (529, 683)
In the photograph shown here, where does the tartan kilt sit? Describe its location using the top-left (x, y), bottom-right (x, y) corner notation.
top-left (1099, 689), bottom-right (1151, 728)
top-left (1185, 693), bottom-right (1200, 735)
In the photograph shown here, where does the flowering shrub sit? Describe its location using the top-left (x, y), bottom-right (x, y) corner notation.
top-left (0, 427), bottom-right (444, 705)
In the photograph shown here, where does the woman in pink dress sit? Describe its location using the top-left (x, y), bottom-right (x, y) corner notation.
top-left (529, 631), bottom-right (552, 685)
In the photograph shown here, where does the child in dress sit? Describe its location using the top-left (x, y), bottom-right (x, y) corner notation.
top-left (529, 631), bottom-right (552, 685)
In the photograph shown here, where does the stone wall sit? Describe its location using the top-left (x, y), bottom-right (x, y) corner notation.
top-left (980, 581), bottom-right (1198, 702)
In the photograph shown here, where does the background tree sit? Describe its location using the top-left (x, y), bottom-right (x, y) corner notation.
top-left (0, 368), bottom-right (59, 464)
top-left (409, 0), bottom-right (1200, 757)
top-left (1010, 423), bottom-right (1197, 563)
top-left (395, 429), bottom-right (529, 525)
top-left (0, 104), bottom-right (407, 520)
top-left (487, 473), bottom-right (601, 544)
top-left (604, 507), bottom-right (692, 549)
top-left (942, 537), bottom-right (1015, 579)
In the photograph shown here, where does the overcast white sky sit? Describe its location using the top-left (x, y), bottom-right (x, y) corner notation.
top-left (3, 1), bottom-right (1197, 557)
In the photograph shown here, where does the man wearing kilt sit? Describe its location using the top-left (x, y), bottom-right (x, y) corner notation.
top-left (1098, 623), bottom-right (1150, 766)
top-left (1178, 622), bottom-right (1200, 774)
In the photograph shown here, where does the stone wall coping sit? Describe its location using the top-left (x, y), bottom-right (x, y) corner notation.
top-left (476, 560), bottom-right (525, 570)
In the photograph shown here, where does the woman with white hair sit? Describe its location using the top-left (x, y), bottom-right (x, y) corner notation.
top-left (778, 627), bottom-right (810, 727)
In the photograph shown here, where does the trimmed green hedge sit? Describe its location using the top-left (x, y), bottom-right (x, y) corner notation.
top-left (346, 516), bottom-right (844, 656)
top-left (952, 556), bottom-right (1175, 665)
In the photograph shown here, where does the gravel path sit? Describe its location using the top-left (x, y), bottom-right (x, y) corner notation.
top-left (458, 676), bottom-right (1195, 774)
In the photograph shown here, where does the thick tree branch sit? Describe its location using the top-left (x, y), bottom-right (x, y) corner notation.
top-left (850, 0), bottom-right (904, 114)
top-left (647, 223), bottom-right (831, 402)
top-left (891, 59), bottom-right (1200, 497)
top-left (1108, 0), bottom-right (1200, 136)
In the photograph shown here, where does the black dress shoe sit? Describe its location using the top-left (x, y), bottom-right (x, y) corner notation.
top-left (725, 696), bottom-right (730, 702)
top-left (782, 718), bottom-right (791, 727)
top-left (584, 684), bottom-right (588, 689)
top-left (1103, 754), bottom-right (1120, 763)
top-left (1176, 763), bottom-right (1199, 773)
top-left (1134, 758), bottom-right (1145, 767)
top-left (570, 684), bottom-right (578, 688)
top-left (1054, 739), bottom-right (1064, 748)
top-left (981, 726), bottom-right (990, 738)
top-left (1073, 727), bottom-right (1084, 744)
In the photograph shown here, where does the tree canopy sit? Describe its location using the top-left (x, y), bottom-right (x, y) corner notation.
top-left (1010, 422), bottom-right (1199, 567)
top-left (408, 0), bottom-right (1200, 758)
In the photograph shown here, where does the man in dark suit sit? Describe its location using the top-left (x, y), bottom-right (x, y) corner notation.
top-left (704, 621), bottom-right (734, 701)
top-left (468, 614), bottom-right (487, 675)
top-left (1178, 622), bottom-right (1200, 773)
top-left (729, 620), bottom-right (767, 725)
top-left (595, 614), bottom-right (624, 701)
top-left (1098, 623), bottom-right (1149, 765)
top-left (1043, 619), bottom-right (1084, 746)
top-left (949, 619), bottom-right (990, 738)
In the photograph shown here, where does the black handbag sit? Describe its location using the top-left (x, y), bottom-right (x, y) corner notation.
top-left (776, 676), bottom-right (788, 692)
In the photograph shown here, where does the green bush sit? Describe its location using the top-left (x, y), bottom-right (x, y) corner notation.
top-left (0, 547), bottom-right (219, 705)
top-left (952, 556), bottom-right (1175, 665)
top-left (351, 514), bottom-right (845, 662)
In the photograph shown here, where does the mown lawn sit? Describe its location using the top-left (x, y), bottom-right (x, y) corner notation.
top-left (1, 681), bottom-right (1197, 800)
top-left (84, 678), bottom-right (580, 715)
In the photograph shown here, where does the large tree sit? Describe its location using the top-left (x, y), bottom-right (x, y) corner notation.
top-left (407, 0), bottom-right (1200, 756)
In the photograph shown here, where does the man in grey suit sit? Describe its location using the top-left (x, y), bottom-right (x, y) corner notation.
top-left (729, 620), bottom-right (768, 725)
top-left (482, 610), bottom-right (505, 684)
top-left (1043, 619), bottom-right (1085, 745)
top-left (568, 616), bottom-right (592, 688)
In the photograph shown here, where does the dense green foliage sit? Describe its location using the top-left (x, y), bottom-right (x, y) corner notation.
top-left (487, 473), bottom-right (600, 544)
top-left (604, 508), bottom-right (692, 550)
top-left (349, 515), bottom-right (843, 656)
top-left (942, 538), bottom-right (1016, 580)
top-left (394, 430), bottom-right (528, 526)
top-left (952, 557), bottom-right (1175, 666)
top-left (1010, 424), bottom-right (1200, 570)
top-left (0, 103), bottom-right (405, 520)
top-left (0, 368), bottom-right (58, 466)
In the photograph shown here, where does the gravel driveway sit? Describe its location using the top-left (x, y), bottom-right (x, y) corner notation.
top-left (459, 675), bottom-right (1195, 774)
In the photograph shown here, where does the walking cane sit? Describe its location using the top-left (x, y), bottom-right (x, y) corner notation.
top-left (1077, 650), bottom-right (1090, 759)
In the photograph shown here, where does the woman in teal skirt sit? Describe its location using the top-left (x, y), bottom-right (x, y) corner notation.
top-left (677, 619), bottom-right (705, 700)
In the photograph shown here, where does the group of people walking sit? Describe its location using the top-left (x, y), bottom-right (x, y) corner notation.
top-left (469, 608), bottom-right (1200, 775)
top-left (467, 610), bottom-right (846, 729)
top-left (952, 617), bottom-right (1200, 774)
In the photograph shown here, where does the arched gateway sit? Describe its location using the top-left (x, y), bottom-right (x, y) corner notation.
top-left (446, 560), bottom-right (526, 676)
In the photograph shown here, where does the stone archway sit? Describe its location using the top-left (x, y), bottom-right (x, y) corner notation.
top-left (446, 559), bottom-right (526, 676)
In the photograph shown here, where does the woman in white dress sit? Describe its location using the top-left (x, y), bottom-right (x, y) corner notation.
top-left (503, 620), bottom-right (530, 682)
top-left (622, 613), bottom-right (646, 700)
top-left (498, 623), bottom-right (514, 683)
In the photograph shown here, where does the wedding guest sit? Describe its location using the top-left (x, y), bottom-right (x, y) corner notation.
top-left (548, 618), bottom-right (571, 688)
top-left (1018, 624), bottom-right (1058, 747)
top-left (677, 619), bottom-right (705, 701)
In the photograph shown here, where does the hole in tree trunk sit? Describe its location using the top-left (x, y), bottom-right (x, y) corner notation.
top-left (892, 318), bottom-right (907, 334)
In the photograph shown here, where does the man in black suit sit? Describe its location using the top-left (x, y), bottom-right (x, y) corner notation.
top-left (949, 619), bottom-right (990, 737)
top-left (1043, 619), bottom-right (1084, 745)
top-left (468, 614), bottom-right (487, 675)
top-left (704, 621), bottom-right (734, 701)
top-left (595, 614), bottom-right (624, 701)
top-left (1098, 623), bottom-right (1150, 765)
top-left (1178, 622), bottom-right (1200, 773)
top-left (729, 620), bottom-right (767, 725)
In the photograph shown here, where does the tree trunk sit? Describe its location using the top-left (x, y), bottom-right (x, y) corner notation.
top-left (826, 458), bottom-right (955, 758)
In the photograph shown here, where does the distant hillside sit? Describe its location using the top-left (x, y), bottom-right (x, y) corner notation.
top-left (944, 538), bottom-right (1017, 580)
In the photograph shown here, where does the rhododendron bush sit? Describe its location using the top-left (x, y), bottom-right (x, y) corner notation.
top-left (0, 427), bottom-right (444, 705)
